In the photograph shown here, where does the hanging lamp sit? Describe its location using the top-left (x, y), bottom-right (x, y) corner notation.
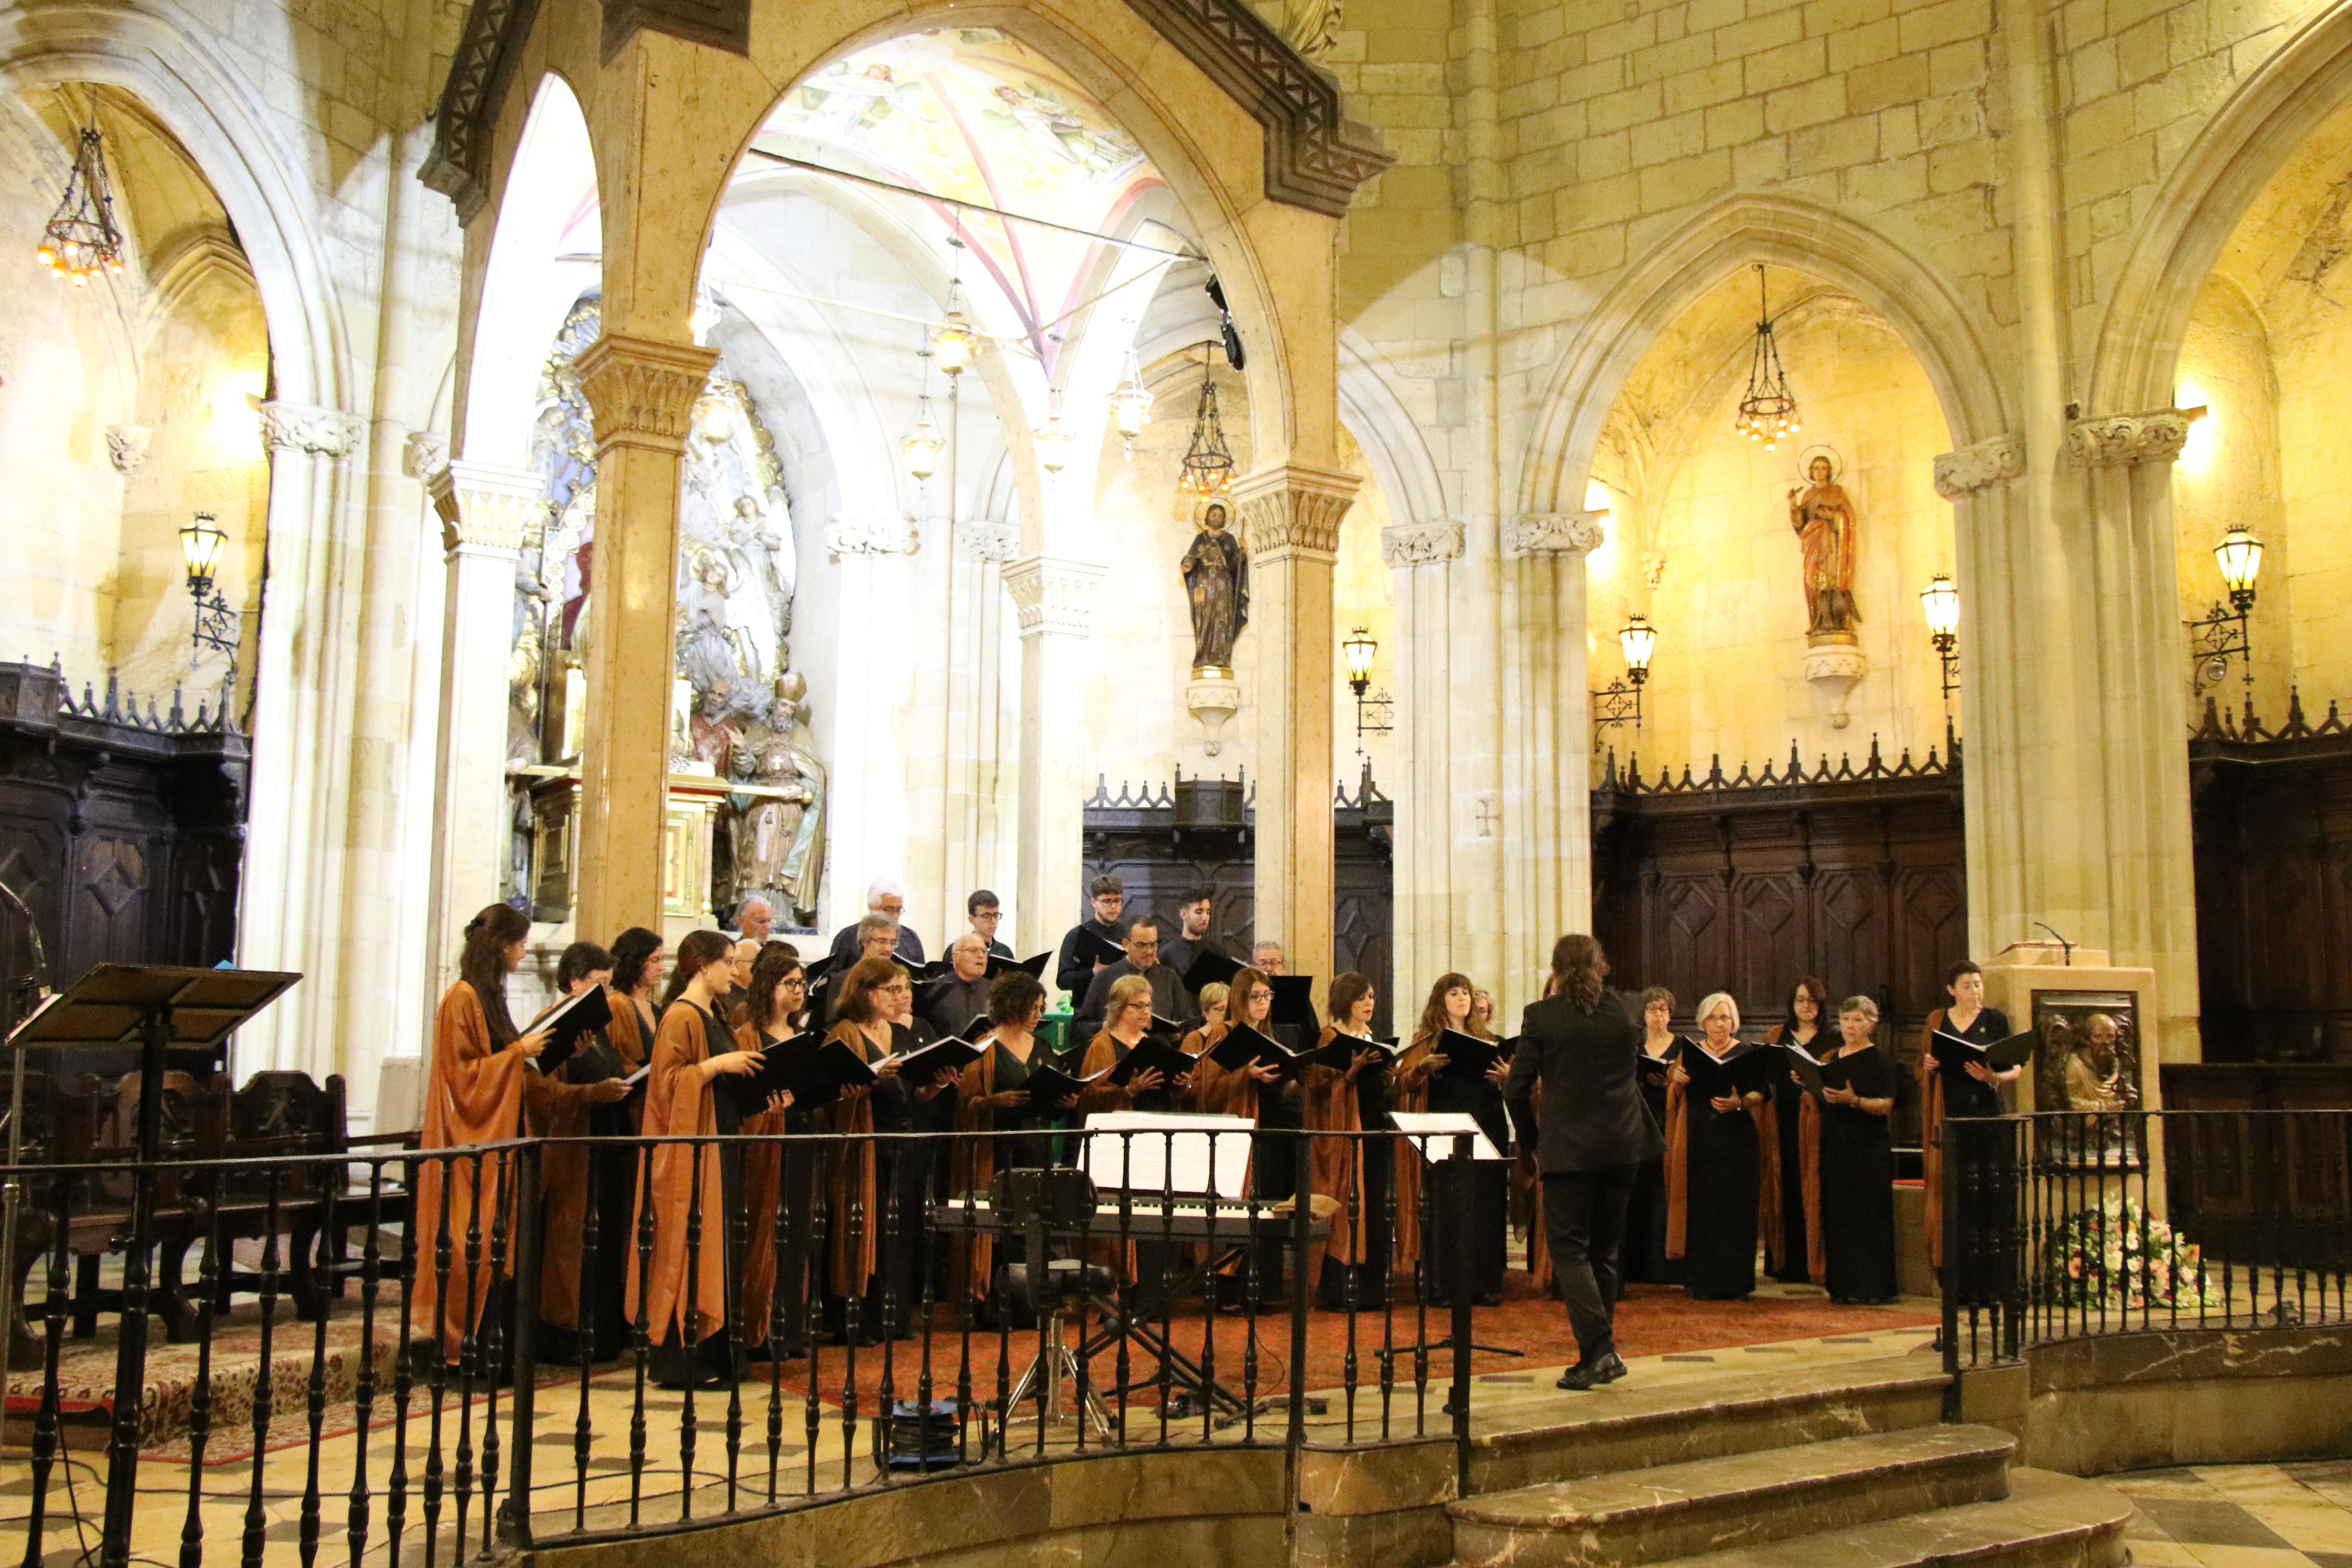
top-left (1175, 354), bottom-right (1234, 497)
top-left (1734, 263), bottom-right (1799, 451)
top-left (37, 93), bottom-right (125, 285)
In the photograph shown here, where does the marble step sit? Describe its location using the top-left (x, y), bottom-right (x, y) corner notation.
top-left (1470, 1357), bottom-right (1949, 1494)
top-left (1637, 1469), bottom-right (2134, 1568)
top-left (1448, 1424), bottom-right (2017, 1568)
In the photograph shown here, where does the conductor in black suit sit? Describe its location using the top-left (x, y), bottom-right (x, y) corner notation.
top-left (1505, 934), bottom-right (1663, 1390)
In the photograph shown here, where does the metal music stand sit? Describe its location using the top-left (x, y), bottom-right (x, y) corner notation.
top-left (5, 963), bottom-right (298, 1568)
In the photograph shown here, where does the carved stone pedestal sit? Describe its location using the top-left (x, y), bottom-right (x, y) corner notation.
top-left (1186, 671), bottom-right (1241, 756)
top-left (1803, 637), bottom-right (1866, 729)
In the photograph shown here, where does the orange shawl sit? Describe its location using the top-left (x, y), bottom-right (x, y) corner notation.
top-left (947, 1039), bottom-right (1011, 1301)
top-left (410, 984), bottom-right (531, 1361)
top-left (821, 1021), bottom-right (883, 1297)
top-left (1389, 1034), bottom-right (1438, 1274)
top-left (625, 1000), bottom-right (732, 1343)
top-left (524, 1038), bottom-right (599, 1331)
top-left (1917, 1008), bottom-right (1948, 1268)
top-left (1301, 1027), bottom-right (1369, 1280)
top-left (731, 1022), bottom-right (788, 1340)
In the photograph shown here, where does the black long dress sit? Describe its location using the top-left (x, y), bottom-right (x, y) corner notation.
top-left (1319, 1046), bottom-right (1395, 1311)
top-left (1621, 1048), bottom-right (1679, 1285)
top-left (562, 1030), bottom-right (640, 1361)
top-left (1819, 1045), bottom-right (1899, 1303)
top-left (1933, 1005), bottom-right (2013, 1301)
top-left (1425, 1067), bottom-right (1510, 1302)
top-left (1679, 1040), bottom-right (1762, 1301)
top-left (1768, 1024), bottom-right (1825, 1283)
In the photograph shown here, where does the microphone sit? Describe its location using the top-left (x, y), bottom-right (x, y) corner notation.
top-left (2032, 922), bottom-right (2074, 966)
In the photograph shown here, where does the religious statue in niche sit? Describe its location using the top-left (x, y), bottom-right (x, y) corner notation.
top-left (1787, 449), bottom-right (1861, 642)
top-left (510, 294), bottom-right (829, 926)
top-left (1181, 502), bottom-right (1250, 676)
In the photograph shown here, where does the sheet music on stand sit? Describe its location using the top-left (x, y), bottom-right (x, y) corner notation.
top-left (1080, 1112), bottom-right (1254, 1199)
top-left (1390, 1111), bottom-right (1509, 1163)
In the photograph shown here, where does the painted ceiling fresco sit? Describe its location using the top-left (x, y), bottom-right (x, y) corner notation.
top-left (753, 28), bottom-right (1167, 363)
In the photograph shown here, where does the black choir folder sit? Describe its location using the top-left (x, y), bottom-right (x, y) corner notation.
top-left (721, 1030), bottom-right (873, 1114)
top-left (526, 985), bottom-right (612, 1075)
top-left (1433, 1029), bottom-right (1515, 1080)
top-left (889, 1034), bottom-right (986, 1086)
top-left (1676, 1041), bottom-right (1773, 1103)
top-left (1103, 1036), bottom-right (1194, 1089)
top-left (1205, 1022), bottom-right (1288, 1072)
top-left (1181, 946), bottom-right (1244, 994)
top-left (1929, 1027), bottom-right (2037, 1074)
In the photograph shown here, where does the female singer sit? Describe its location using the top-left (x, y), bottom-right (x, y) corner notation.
top-left (1809, 995), bottom-right (1898, 1302)
top-left (1619, 986), bottom-right (1680, 1286)
top-left (629, 929), bottom-right (782, 1387)
top-left (880, 962), bottom-right (959, 1327)
top-left (1192, 982), bottom-right (1231, 1044)
top-left (1917, 959), bottom-right (2017, 1272)
top-left (534, 941), bottom-right (634, 1360)
top-left (411, 903), bottom-right (548, 1362)
top-left (734, 946), bottom-right (807, 1358)
top-left (1666, 991), bottom-right (1767, 1300)
top-left (1078, 974), bottom-right (1191, 1115)
top-left (606, 928), bottom-right (667, 1089)
top-left (1188, 967), bottom-right (1294, 1310)
top-left (822, 959), bottom-right (943, 1341)
top-left (1399, 974), bottom-right (1510, 1305)
top-left (1764, 976), bottom-right (1831, 1283)
top-left (952, 970), bottom-right (1079, 1317)
top-left (1304, 972), bottom-right (1392, 1310)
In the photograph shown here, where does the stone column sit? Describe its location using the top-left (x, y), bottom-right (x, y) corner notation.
top-left (949, 521), bottom-right (1020, 923)
top-left (1502, 511), bottom-right (1604, 995)
top-left (1004, 554), bottom-right (1106, 987)
top-left (1382, 519), bottom-right (1467, 1002)
top-left (423, 460), bottom-right (539, 993)
top-left (237, 400), bottom-right (367, 1077)
top-left (823, 513), bottom-right (924, 934)
top-left (1941, 419), bottom-right (2202, 1058)
top-left (1235, 463), bottom-right (1357, 985)
top-left (570, 333), bottom-right (717, 944)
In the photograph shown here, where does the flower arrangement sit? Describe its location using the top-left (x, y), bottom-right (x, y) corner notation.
top-left (2042, 1197), bottom-right (2224, 1311)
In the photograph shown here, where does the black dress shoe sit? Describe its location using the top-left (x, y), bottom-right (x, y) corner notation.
top-left (1556, 1349), bottom-right (1627, 1390)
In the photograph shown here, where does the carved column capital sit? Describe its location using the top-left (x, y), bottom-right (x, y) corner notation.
top-left (260, 401), bottom-right (364, 457)
top-left (403, 430), bottom-right (450, 482)
top-left (1234, 462), bottom-right (1359, 562)
top-left (958, 521), bottom-right (1021, 564)
top-left (1379, 520), bottom-right (1465, 567)
top-left (1505, 510), bottom-right (1605, 556)
top-left (826, 513), bottom-right (921, 558)
top-left (2066, 406), bottom-right (2202, 467)
top-left (435, 460), bottom-right (542, 555)
top-left (1932, 435), bottom-right (2026, 498)
top-left (1002, 555), bottom-right (1108, 638)
top-left (575, 333), bottom-right (718, 453)
top-left (106, 424), bottom-right (151, 473)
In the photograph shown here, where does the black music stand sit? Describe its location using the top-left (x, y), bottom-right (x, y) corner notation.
top-left (6, 962), bottom-right (297, 1568)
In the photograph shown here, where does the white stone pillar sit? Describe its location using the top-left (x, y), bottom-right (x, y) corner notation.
top-left (237, 401), bottom-right (368, 1078)
top-left (1941, 419), bottom-right (2202, 1059)
top-left (1236, 464), bottom-right (1358, 985)
top-left (1004, 554), bottom-right (1105, 990)
top-left (949, 521), bottom-right (1019, 928)
top-left (1501, 511), bottom-right (1604, 1000)
top-left (1382, 519), bottom-right (1467, 1004)
top-left (821, 513), bottom-right (925, 937)
top-left (423, 460), bottom-right (540, 995)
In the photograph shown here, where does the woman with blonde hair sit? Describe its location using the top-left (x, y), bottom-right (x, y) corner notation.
top-left (1665, 991), bottom-right (1769, 1301)
top-left (1078, 972), bottom-right (1191, 1114)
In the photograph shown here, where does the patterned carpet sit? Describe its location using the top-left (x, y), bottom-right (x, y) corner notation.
top-left (2114, 1461), bottom-right (2352, 1568)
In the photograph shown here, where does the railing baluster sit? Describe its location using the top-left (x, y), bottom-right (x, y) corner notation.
top-left (628, 1141), bottom-right (654, 1527)
top-left (681, 1135), bottom-right (704, 1521)
top-left (241, 1165), bottom-right (285, 1568)
top-left (479, 1147), bottom-right (512, 1559)
top-left (182, 1168), bottom-right (224, 1568)
top-left (21, 1171), bottom-right (71, 1568)
top-left (346, 1162), bottom-right (385, 1568)
top-left (299, 1160), bottom-right (336, 1568)
top-left (448, 1151), bottom-right (484, 1563)
top-left (575, 1136), bottom-right (600, 1531)
top-left (386, 1152), bottom-right (421, 1568)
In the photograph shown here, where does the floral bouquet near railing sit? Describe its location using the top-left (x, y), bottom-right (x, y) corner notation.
top-left (2042, 1197), bottom-right (2225, 1310)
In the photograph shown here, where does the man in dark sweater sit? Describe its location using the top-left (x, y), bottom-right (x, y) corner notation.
top-left (1054, 873), bottom-right (1127, 1002)
top-left (1074, 916), bottom-right (1185, 1033)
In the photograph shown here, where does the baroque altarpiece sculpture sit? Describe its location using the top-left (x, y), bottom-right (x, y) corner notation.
top-left (504, 297), bottom-right (828, 927)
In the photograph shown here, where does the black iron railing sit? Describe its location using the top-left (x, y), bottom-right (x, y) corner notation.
top-left (0, 1124), bottom-right (1486, 1567)
top-left (1941, 1109), bottom-right (2352, 1370)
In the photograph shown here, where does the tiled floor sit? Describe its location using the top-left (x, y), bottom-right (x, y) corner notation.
top-left (2114, 1463), bottom-right (2352, 1568)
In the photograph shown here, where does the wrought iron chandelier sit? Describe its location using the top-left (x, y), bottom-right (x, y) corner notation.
top-left (1735, 263), bottom-right (1798, 450)
top-left (1175, 353), bottom-right (1234, 497)
top-left (37, 97), bottom-right (126, 286)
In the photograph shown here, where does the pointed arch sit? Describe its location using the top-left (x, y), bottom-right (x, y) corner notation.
top-left (1339, 327), bottom-right (1449, 528)
top-left (2086, 3), bottom-right (2352, 413)
top-left (0, 0), bottom-right (352, 409)
top-left (1516, 194), bottom-right (2009, 516)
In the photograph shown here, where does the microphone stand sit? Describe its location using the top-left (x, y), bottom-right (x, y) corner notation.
top-left (0, 876), bottom-right (51, 1423)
